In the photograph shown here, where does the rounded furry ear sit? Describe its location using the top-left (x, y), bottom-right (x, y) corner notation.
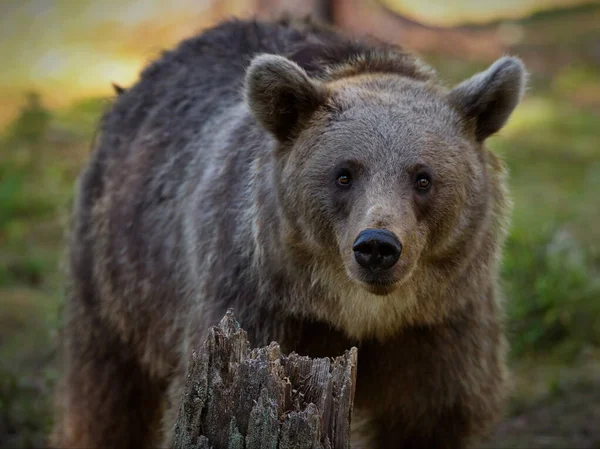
top-left (244, 54), bottom-right (327, 141)
top-left (448, 56), bottom-right (528, 141)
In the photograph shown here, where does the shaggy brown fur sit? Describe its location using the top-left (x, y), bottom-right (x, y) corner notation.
top-left (52, 16), bottom-right (526, 449)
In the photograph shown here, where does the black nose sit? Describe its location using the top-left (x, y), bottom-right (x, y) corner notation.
top-left (353, 229), bottom-right (402, 271)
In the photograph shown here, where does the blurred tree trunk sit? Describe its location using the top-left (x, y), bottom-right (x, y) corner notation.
top-left (173, 310), bottom-right (358, 449)
top-left (313, 0), bottom-right (334, 23)
top-left (11, 91), bottom-right (50, 174)
top-left (255, 0), bottom-right (334, 24)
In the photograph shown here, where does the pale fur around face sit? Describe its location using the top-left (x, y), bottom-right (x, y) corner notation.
top-left (246, 65), bottom-right (523, 341)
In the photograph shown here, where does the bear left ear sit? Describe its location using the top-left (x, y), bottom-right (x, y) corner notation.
top-left (245, 54), bottom-right (327, 142)
top-left (448, 56), bottom-right (528, 141)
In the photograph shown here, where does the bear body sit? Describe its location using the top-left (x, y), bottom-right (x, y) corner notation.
top-left (53, 17), bottom-right (526, 449)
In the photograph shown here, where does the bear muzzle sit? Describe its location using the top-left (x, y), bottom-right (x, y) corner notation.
top-left (352, 228), bottom-right (402, 272)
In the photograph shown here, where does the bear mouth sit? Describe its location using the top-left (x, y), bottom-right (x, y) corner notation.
top-left (362, 282), bottom-right (398, 296)
top-left (344, 256), bottom-right (414, 296)
top-left (349, 261), bottom-right (417, 296)
top-left (357, 274), bottom-right (399, 296)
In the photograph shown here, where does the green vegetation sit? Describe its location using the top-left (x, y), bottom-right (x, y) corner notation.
top-left (0, 92), bottom-right (85, 447)
top-left (493, 94), bottom-right (600, 358)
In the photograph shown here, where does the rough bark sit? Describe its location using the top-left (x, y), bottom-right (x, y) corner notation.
top-left (173, 309), bottom-right (358, 449)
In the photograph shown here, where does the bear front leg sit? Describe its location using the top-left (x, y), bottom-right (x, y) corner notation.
top-left (352, 323), bottom-right (504, 449)
top-left (359, 404), bottom-right (473, 449)
top-left (51, 302), bottom-right (166, 449)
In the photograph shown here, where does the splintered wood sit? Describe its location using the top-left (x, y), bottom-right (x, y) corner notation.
top-left (173, 309), bottom-right (358, 449)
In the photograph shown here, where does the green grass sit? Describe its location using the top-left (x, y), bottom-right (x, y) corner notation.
top-left (0, 123), bottom-right (75, 448)
top-left (489, 94), bottom-right (600, 358)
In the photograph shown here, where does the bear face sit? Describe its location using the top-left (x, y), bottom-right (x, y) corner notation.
top-left (279, 75), bottom-right (486, 294)
top-left (246, 54), bottom-right (526, 336)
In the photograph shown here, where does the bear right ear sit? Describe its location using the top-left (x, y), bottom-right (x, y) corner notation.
top-left (245, 54), bottom-right (327, 142)
top-left (448, 56), bottom-right (527, 141)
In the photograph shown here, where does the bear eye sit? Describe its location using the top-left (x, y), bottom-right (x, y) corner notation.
top-left (415, 174), bottom-right (432, 191)
top-left (336, 170), bottom-right (352, 188)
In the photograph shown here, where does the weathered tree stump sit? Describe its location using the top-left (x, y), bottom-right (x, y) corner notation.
top-left (173, 309), bottom-right (358, 449)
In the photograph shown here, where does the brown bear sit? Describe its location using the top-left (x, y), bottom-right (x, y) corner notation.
top-left (52, 16), bottom-right (527, 449)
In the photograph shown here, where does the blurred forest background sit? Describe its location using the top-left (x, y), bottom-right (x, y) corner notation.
top-left (0, 0), bottom-right (599, 447)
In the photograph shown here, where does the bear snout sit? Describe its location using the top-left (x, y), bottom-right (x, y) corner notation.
top-left (352, 228), bottom-right (402, 272)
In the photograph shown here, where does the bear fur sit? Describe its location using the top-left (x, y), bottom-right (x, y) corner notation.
top-left (52, 17), bottom-right (527, 449)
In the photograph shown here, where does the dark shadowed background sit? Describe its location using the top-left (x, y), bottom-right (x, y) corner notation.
top-left (0, 0), bottom-right (599, 447)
